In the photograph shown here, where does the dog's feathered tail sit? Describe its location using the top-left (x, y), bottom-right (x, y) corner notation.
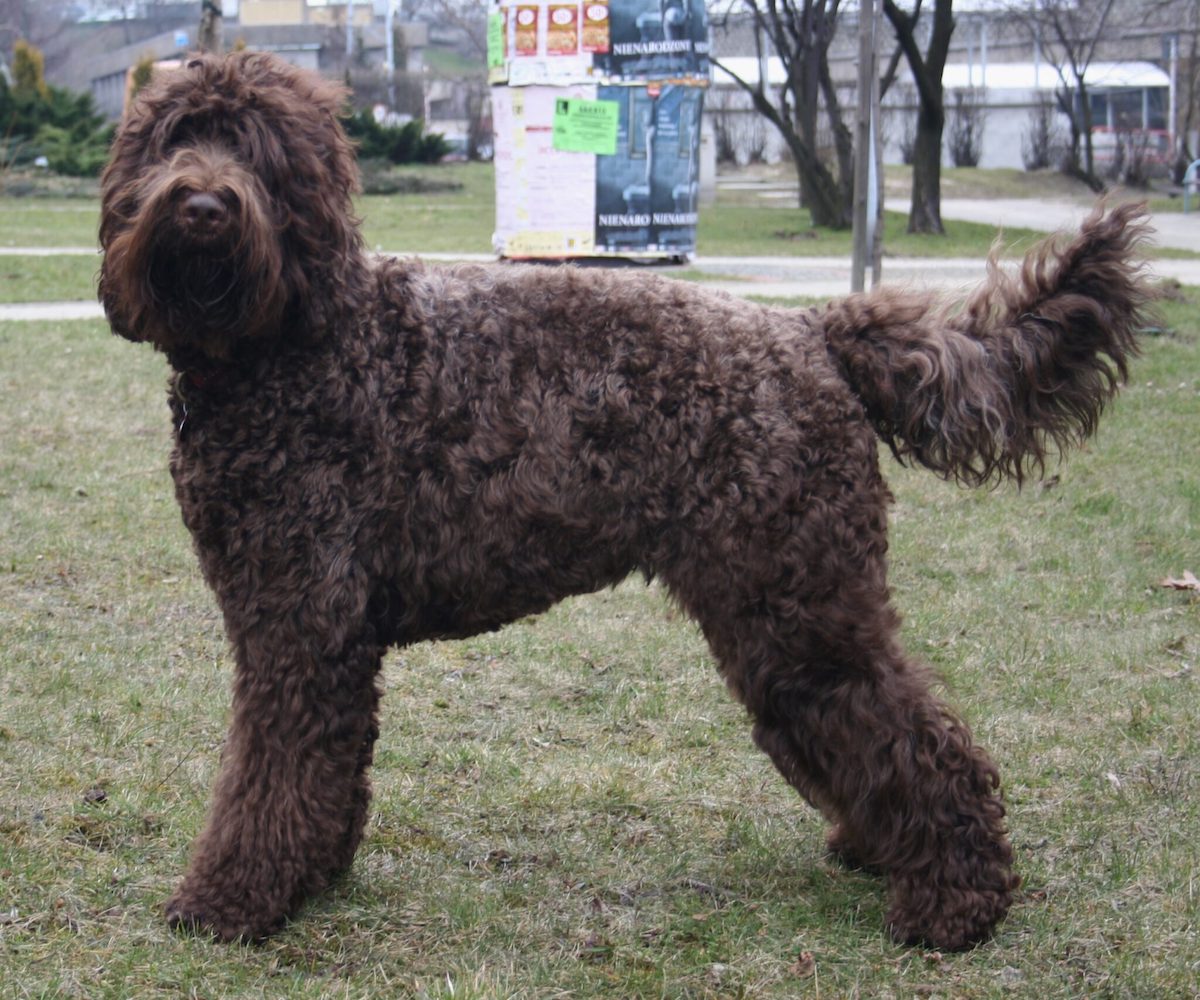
top-left (821, 202), bottom-right (1154, 486)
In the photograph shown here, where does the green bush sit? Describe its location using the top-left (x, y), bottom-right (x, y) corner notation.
top-left (0, 68), bottom-right (114, 177)
top-left (29, 123), bottom-right (112, 176)
top-left (341, 109), bottom-right (450, 165)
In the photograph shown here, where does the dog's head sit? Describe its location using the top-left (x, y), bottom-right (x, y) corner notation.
top-left (98, 51), bottom-right (366, 361)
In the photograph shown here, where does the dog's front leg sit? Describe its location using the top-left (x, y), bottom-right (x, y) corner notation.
top-left (166, 628), bottom-right (382, 942)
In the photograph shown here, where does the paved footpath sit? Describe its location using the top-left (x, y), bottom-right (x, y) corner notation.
top-left (3, 199), bottom-right (1197, 320)
top-left (685, 196), bottom-right (1200, 297)
top-left (940, 198), bottom-right (1200, 255)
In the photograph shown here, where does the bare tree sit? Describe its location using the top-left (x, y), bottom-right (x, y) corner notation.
top-left (1, 0), bottom-right (40, 51)
top-left (713, 1), bottom-right (855, 229)
top-left (882, 0), bottom-right (954, 234)
top-left (1021, 94), bottom-right (1063, 170)
top-left (1176, 14), bottom-right (1200, 180)
top-left (884, 83), bottom-right (919, 165)
top-left (947, 87), bottom-right (985, 167)
top-left (415, 0), bottom-right (493, 159)
top-left (0, 0), bottom-right (74, 71)
top-left (1013, 0), bottom-right (1118, 192)
top-left (708, 85), bottom-right (770, 165)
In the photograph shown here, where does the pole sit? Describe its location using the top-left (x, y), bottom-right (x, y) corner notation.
top-left (386, 0), bottom-right (396, 108)
top-left (1169, 33), bottom-right (1178, 162)
top-left (1033, 19), bottom-right (1041, 89)
top-left (870, 58), bottom-right (883, 289)
top-left (980, 19), bottom-right (988, 89)
top-left (851, 0), bottom-right (880, 293)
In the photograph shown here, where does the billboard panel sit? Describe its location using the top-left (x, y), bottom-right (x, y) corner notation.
top-left (490, 0), bottom-right (707, 259)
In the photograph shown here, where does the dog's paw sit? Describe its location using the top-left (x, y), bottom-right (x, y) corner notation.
top-left (165, 888), bottom-right (281, 943)
top-left (885, 871), bottom-right (1016, 951)
top-left (824, 824), bottom-right (883, 875)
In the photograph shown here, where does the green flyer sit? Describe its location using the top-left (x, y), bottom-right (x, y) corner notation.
top-left (551, 98), bottom-right (620, 156)
top-left (487, 13), bottom-right (504, 69)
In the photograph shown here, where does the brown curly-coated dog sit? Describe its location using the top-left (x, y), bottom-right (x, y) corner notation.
top-left (98, 50), bottom-right (1151, 950)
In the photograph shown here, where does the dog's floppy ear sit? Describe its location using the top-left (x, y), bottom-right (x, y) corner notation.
top-left (98, 56), bottom-right (210, 268)
top-left (228, 50), bottom-right (361, 197)
top-left (290, 64), bottom-right (359, 195)
top-left (97, 66), bottom-right (177, 343)
top-left (221, 53), bottom-right (368, 334)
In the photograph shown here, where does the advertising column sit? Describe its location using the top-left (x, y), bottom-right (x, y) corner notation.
top-left (489, 0), bottom-right (709, 260)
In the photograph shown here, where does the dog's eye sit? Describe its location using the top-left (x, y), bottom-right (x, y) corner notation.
top-left (161, 114), bottom-right (228, 155)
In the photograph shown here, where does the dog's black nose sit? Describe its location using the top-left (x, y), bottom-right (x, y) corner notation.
top-left (182, 191), bottom-right (228, 232)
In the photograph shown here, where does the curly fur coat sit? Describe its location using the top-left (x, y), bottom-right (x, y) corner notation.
top-left (97, 50), bottom-right (1152, 949)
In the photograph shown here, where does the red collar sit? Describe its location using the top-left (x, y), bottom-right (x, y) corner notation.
top-left (184, 367), bottom-right (222, 391)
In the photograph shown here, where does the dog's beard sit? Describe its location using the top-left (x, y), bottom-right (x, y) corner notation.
top-left (127, 223), bottom-right (283, 360)
top-left (148, 239), bottom-right (255, 343)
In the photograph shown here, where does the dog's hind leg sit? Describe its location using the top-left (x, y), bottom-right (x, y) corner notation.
top-left (664, 513), bottom-right (1017, 950)
top-left (165, 630), bottom-right (383, 941)
top-left (743, 638), bottom-right (1018, 951)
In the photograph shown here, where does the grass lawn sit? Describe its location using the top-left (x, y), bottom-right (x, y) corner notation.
top-left (0, 203), bottom-right (1057, 305)
top-left (892, 164), bottom-right (1102, 201)
top-left (697, 204), bottom-right (1053, 259)
top-left (1, 242), bottom-right (1197, 996)
top-left (11, 161), bottom-right (1192, 304)
top-left (0, 254), bottom-right (100, 303)
top-left (358, 162), bottom-right (498, 254)
top-left (0, 199), bottom-right (102, 249)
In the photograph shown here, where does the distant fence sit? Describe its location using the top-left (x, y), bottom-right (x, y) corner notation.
top-left (1089, 126), bottom-right (1172, 166)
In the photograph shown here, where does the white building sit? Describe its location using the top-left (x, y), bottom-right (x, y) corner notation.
top-left (708, 56), bottom-right (1172, 171)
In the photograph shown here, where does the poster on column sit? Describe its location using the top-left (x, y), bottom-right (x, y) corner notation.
top-left (503, 0), bottom-right (595, 85)
top-left (492, 85), bottom-right (599, 257)
top-left (494, 0), bottom-right (709, 84)
top-left (593, 0), bottom-right (709, 82)
top-left (594, 83), bottom-right (703, 255)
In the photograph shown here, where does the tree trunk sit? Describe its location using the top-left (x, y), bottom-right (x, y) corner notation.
top-left (714, 2), bottom-right (854, 230)
top-left (1078, 82), bottom-right (1098, 180)
top-left (883, 0), bottom-right (953, 236)
top-left (199, 0), bottom-right (223, 54)
top-left (739, 77), bottom-right (849, 228)
top-left (1057, 83), bottom-right (1105, 193)
top-left (788, 134), bottom-right (850, 228)
top-left (819, 54), bottom-right (857, 219)
top-left (805, 174), bottom-right (852, 228)
top-left (908, 103), bottom-right (944, 234)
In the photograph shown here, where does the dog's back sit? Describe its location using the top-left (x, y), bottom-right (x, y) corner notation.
top-left (346, 256), bottom-right (885, 641)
